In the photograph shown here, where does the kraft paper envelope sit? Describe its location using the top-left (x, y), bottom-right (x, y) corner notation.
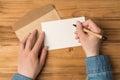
top-left (12, 4), bottom-right (60, 41)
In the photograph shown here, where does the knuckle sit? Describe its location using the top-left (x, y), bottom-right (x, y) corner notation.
top-left (30, 53), bottom-right (35, 59)
top-left (31, 51), bottom-right (37, 57)
top-left (31, 50), bottom-right (36, 54)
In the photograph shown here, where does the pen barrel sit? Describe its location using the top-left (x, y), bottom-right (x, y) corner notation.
top-left (83, 28), bottom-right (102, 39)
top-left (73, 24), bottom-right (107, 40)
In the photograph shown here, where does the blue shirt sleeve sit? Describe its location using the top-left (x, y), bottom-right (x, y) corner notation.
top-left (86, 55), bottom-right (112, 80)
top-left (12, 73), bottom-right (32, 80)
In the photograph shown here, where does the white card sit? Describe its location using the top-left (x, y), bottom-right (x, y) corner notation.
top-left (41, 16), bottom-right (85, 50)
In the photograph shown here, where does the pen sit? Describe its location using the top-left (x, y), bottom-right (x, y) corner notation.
top-left (73, 24), bottom-right (107, 41)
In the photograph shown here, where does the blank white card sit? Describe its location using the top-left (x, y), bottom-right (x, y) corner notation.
top-left (41, 16), bottom-right (85, 50)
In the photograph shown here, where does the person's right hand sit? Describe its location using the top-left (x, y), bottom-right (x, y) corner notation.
top-left (74, 19), bottom-right (103, 57)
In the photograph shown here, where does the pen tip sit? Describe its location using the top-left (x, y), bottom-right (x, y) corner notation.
top-left (73, 24), bottom-right (76, 27)
top-left (102, 36), bottom-right (107, 41)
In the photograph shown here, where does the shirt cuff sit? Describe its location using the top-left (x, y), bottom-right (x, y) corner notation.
top-left (13, 73), bottom-right (32, 80)
top-left (86, 55), bottom-right (111, 74)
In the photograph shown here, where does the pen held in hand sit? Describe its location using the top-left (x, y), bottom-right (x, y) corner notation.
top-left (73, 24), bottom-right (107, 41)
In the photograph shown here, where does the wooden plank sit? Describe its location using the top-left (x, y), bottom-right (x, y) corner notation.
top-left (0, 0), bottom-right (120, 80)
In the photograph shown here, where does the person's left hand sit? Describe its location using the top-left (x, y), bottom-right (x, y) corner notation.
top-left (18, 30), bottom-right (48, 79)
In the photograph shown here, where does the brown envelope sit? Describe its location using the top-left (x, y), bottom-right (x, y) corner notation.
top-left (12, 4), bottom-right (60, 41)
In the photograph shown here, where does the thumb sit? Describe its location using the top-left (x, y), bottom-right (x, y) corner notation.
top-left (76, 21), bottom-right (86, 38)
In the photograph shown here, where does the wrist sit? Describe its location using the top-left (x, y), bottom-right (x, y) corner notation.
top-left (85, 50), bottom-right (99, 57)
top-left (86, 53), bottom-right (99, 57)
top-left (14, 73), bottom-right (33, 80)
top-left (83, 49), bottom-right (99, 57)
top-left (18, 72), bottom-right (35, 79)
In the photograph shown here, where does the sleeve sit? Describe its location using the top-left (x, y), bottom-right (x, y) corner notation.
top-left (12, 73), bottom-right (32, 80)
top-left (86, 55), bottom-right (112, 80)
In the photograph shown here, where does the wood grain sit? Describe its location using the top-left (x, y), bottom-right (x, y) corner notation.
top-left (0, 0), bottom-right (120, 80)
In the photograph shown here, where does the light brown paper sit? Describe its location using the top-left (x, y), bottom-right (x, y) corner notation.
top-left (12, 4), bottom-right (60, 41)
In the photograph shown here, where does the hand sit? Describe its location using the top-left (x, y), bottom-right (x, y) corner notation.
top-left (18, 30), bottom-right (48, 79)
top-left (74, 19), bottom-right (103, 57)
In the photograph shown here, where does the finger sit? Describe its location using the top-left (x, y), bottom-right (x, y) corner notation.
top-left (74, 34), bottom-right (81, 43)
top-left (19, 33), bottom-right (31, 51)
top-left (82, 19), bottom-right (97, 28)
top-left (25, 30), bottom-right (37, 51)
top-left (74, 31), bottom-right (77, 34)
top-left (78, 39), bottom-right (81, 43)
top-left (75, 35), bottom-right (79, 39)
top-left (32, 32), bottom-right (45, 56)
top-left (76, 21), bottom-right (86, 38)
top-left (82, 19), bottom-right (102, 34)
top-left (39, 46), bottom-right (48, 67)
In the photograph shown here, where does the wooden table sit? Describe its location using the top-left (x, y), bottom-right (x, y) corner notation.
top-left (0, 0), bottom-right (120, 80)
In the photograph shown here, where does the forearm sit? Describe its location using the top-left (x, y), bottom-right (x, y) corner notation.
top-left (12, 74), bottom-right (32, 80)
top-left (86, 55), bottom-right (112, 80)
